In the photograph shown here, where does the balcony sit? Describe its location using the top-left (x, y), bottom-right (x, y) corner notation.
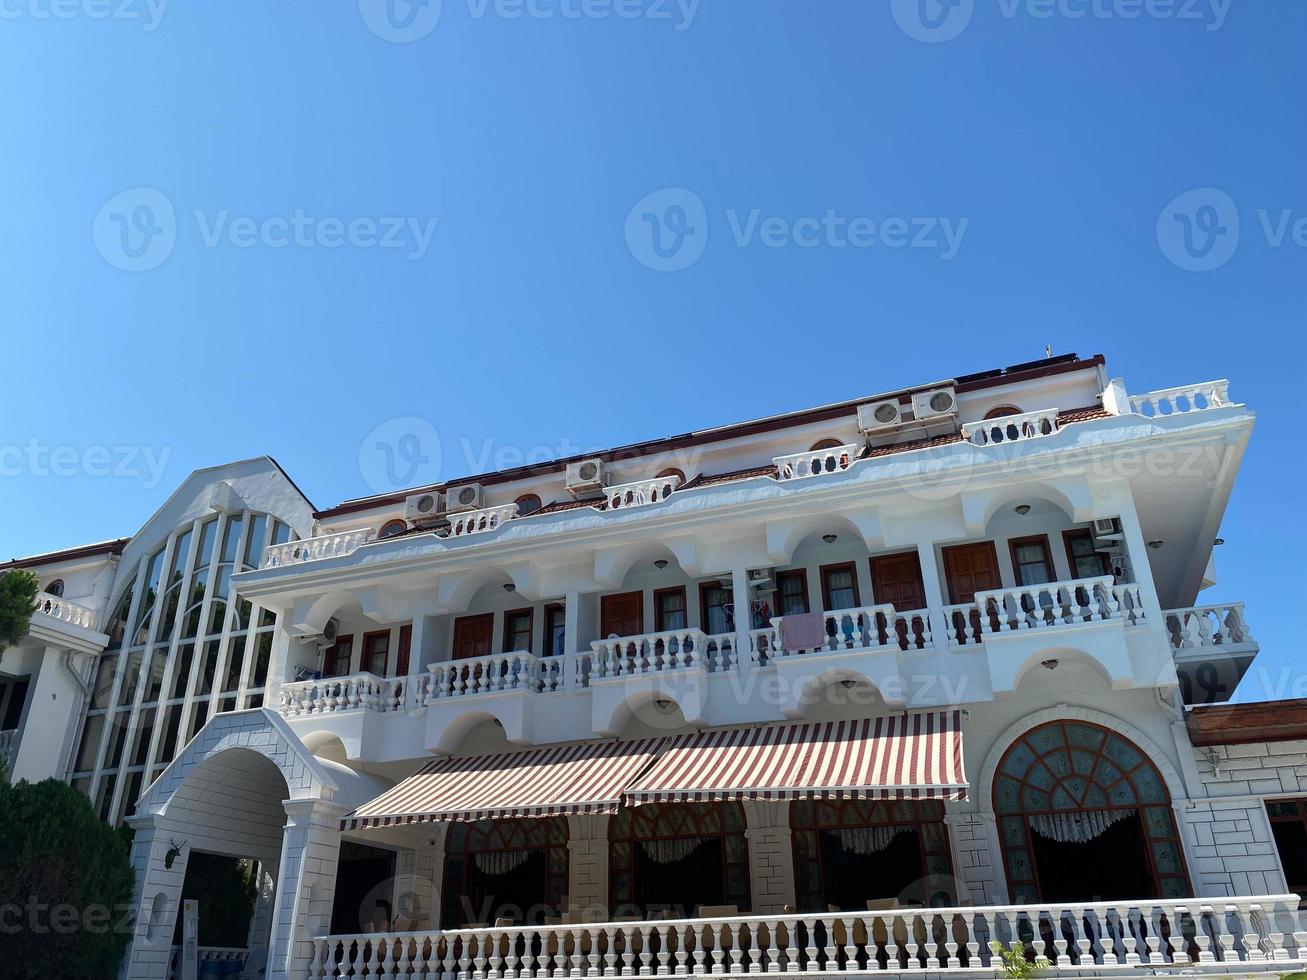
top-left (31, 590), bottom-right (99, 630)
top-left (445, 503), bottom-right (518, 538)
top-left (773, 443), bottom-right (859, 481)
top-left (1129, 380), bottom-right (1230, 417)
top-left (604, 474), bottom-right (681, 510)
top-left (309, 893), bottom-right (1306, 979)
top-left (961, 407), bottom-right (1059, 448)
top-left (1164, 602), bottom-right (1259, 705)
top-left (420, 651), bottom-right (564, 700)
top-left (264, 528), bottom-right (376, 568)
top-left (279, 672), bottom-right (404, 716)
top-left (944, 576), bottom-right (1144, 646)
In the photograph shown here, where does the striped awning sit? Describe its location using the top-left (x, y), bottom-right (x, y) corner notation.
top-left (624, 712), bottom-right (967, 804)
top-left (341, 737), bottom-right (668, 830)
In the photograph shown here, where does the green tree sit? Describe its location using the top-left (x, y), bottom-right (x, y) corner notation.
top-left (0, 569), bottom-right (39, 652)
top-left (0, 778), bottom-right (136, 979)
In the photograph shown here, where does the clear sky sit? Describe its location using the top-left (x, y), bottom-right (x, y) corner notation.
top-left (2, 1), bottom-right (1302, 700)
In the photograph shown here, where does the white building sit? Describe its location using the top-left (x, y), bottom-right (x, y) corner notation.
top-left (3, 353), bottom-right (1301, 979)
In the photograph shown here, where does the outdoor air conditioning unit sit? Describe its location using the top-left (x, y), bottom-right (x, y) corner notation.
top-left (911, 386), bottom-right (959, 420)
top-left (857, 399), bottom-right (904, 433)
top-left (1093, 517), bottom-right (1122, 536)
top-left (403, 491), bottom-right (445, 523)
top-left (448, 483), bottom-right (485, 512)
top-left (747, 568), bottom-right (774, 591)
top-left (566, 458), bottom-right (606, 494)
top-left (1091, 517), bottom-right (1126, 555)
top-left (311, 617), bottom-right (341, 648)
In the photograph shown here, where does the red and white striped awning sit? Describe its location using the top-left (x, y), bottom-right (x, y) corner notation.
top-left (624, 712), bottom-right (967, 805)
top-left (342, 737), bottom-right (667, 831)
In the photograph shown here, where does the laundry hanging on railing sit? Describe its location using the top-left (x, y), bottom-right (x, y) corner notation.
top-left (1028, 808), bottom-right (1135, 844)
top-left (827, 824), bottom-right (911, 855)
top-left (640, 836), bottom-right (710, 864)
top-left (473, 849), bottom-right (534, 875)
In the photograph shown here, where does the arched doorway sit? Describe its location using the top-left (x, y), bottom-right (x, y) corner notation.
top-left (994, 721), bottom-right (1190, 902)
top-left (440, 817), bottom-right (568, 927)
top-left (791, 799), bottom-right (955, 910)
top-left (609, 803), bottom-right (750, 917)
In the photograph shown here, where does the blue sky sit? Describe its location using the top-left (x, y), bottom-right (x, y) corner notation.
top-left (2, 0), bottom-right (1302, 700)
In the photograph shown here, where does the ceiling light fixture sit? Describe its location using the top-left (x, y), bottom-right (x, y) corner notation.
top-left (1214, 538), bottom-right (1225, 546)
top-left (502, 583), bottom-right (515, 592)
top-left (654, 559), bottom-right (669, 569)
top-left (1148, 540), bottom-right (1164, 550)
top-left (1014, 504), bottom-right (1031, 516)
top-left (1040, 659), bottom-right (1059, 671)
top-left (822, 534), bottom-right (838, 544)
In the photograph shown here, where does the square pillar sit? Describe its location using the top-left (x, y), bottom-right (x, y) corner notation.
top-left (268, 799), bottom-right (348, 980)
top-left (741, 800), bottom-right (795, 913)
top-left (731, 566), bottom-right (753, 674)
top-left (120, 814), bottom-right (191, 980)
top-left (915, 541), bottom-right (952, 648)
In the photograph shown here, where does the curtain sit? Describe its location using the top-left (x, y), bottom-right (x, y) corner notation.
top-left (826, 825), bottom-right (911, 855)
top-left (640, 836), bottom-right (711, 864)
top-left (473, 849), bottom-right (534, 876)
top-left (1028, 809), bottom-right (1135, 844)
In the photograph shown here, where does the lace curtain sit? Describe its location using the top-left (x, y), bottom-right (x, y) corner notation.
top-left (826, 825), bottom-right (910, 855)
top-left (474, 849), bottom-right (534, 876)
top-left (1028, 808), bottom-right (1135, 844)
top-left (640, 836), bottom-right (710, 864)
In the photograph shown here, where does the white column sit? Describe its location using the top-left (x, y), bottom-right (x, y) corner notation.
top-left (732, 565), bottom-right (753, 674)
top-left (741, 800), bottom-right (796, 913)
top-left (915, 541), bottom-right (951, 648)
top-left (563, 591), bottom-right (581, 687)
top-left (404, 614), bottom-right (432, 711)
top-left (119, 814), bottom-right (190, 980)
top-left (267, 799), bottom-right (347, 980)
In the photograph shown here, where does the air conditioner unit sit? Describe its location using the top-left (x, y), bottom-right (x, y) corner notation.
top-left (911, 387), bottom-right (959, 420)
top-left (448, 483), bottom-right (484, 512)
top-left (403, 491), bottom-right (445, 523)
top-left (1092, 517), bottom-right (1122, 536)
top-left (747, 568), bottom-right (774, 591)
top-left (857, 399), bottom-right (904, 433)
top-left (566, 458), bottom-right (606, 494)
top-left (311, 617), bottom-right (341, 647)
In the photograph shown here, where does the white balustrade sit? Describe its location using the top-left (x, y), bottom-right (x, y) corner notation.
top-left (604, 474), bottom-right (681, 510)
top-left (1130, 380), bottom-right (1231, 417)
top-left (445, 503), bottom-right (519, 538)
top-left (963, 408), bottom-right (1059, 447)
top-left (277, 672), bottom-right (399, 716)
top-left (583, 627), bottom-right (725, 682)
top-left (31, 591), bottom-right (98, 629)
top-left (948, 576), bottom-right (1144, 641)
top-left (774, 443), bottom-right (860, 481)
top-left (1165, 603), bottom-right (1255, 652)
top-left (422, 651), bottom-right (562, 700)
top-left (262, 528), bottom-right (375, 568)
top-left (768, 604), bottom-right (899, 657)
top-left (308, 894), bottom-right (1306, 979)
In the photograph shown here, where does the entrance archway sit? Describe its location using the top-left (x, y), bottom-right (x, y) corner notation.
top-left (790, 799), bottom-right (955, 910)
top-left (993, 720), bottom-right (1190, 902)
top-left (440, 817), bottom-right (568, 927)
top-left (608, 803), bottom-right (750, 917)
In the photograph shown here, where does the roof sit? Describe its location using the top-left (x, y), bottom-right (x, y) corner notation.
top-left (0, 538), bottom-right (130, 572)
top-left (1186, 700), bottom-right (1307, 746)
top-left (316, 354), bottom-right (1104, 519)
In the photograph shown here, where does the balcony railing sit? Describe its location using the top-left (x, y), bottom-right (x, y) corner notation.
top-left (279, 672), bottom-right (402, 716)
top-left (445, 503), bottom-right (519, 538)
top-left (773, 443), bottom-right (860, 481)
top-left (962, 408), bottom-right (1059, 448)
top-left (308, 894), bottom-right (1306, 979)
top-left (604, 474), bottom-right (681, 510)
top-left (32, 591), bottom-right (98, 629)
top-left (420, 651), bottom-right (563, 701)
top-left (263, 528), bottom-right (376, 568)
top-left (752, 606), bottom-right (933, 665)
top-left (947, 576), bottom-right (1144, 646)
top-left (581, 627), bottom-right (735, 682)
top-left (1165, 603), bottom-right (1255, 653)
top-left (1130, 380), bottom-right (1231, 417)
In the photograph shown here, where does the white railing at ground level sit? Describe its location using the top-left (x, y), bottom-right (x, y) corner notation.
top-left (1129, 380), bottom-right (1231, 417)
top-left (308, 894), bottom-right (1307, 978)
top-left (773, 443), bottom-right (860, 481)
top-left (1165, 603), bottom-right (1255, 652)
top-left (31, 590), bottom-right (98, 629)
top-left (263, 528), bottom-right (375, 568)
top-left (962, 408), bottom-right (1059, 448)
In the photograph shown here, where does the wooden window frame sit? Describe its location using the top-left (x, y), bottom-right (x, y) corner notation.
top-left (774, 569), bottom-right (810, 617)
top-left (515, 494), bottom-right (543, 516)
top-left (502, 607), bottom-right (535, 654)
top-left (984, 405), bottom-right (1022, 420)
top-left (600, 591), bottom-right (645, 639)
top-left (543, 603), bottom-right (566, 657)
top-left (819, 561), bottom-right (861, 612)
top-left (941, 542), bottom-right (1003, 604)
top-left (699, 582), bottom-right (732, 636)
top-left (324, 634), bottom-right (354, 678)
top-left (379, 519), bottom-right (408, 539)
top-left (452, 613), bottom-right (495, 661)
top-left (653, 586), bottom-right (688, 632)
top-left (361, 629), bottom-right (391, 677)
top-left (1008, 535), bottom-right (1055, 587)
top-left (396, 624), bottom-right (412, 676)
top-left (1063, 528), bottom-right (1110, 578)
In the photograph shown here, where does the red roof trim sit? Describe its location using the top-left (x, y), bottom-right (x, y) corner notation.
top-left (1187, 700), bottom-right (1307, 746)
top-left (0, 538), bottom-right (129, 571)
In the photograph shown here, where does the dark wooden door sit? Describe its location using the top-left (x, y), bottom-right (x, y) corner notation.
top-left (452, 613), bottom-right (494, 660)
top-left (941, 543), bottom-right (1002, 603)
top-left (869, 552), bottom-right (927, 610)
top-left (601, 592), bottom-right (644, 638)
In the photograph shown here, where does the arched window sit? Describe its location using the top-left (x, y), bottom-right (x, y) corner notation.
top-left (984, 405), bottom-right (1022, 419)
top-left (45, 579), bottom-right (65, 597)
top-left (791, 799), bottom-right (954, 910)
top-left (379, 519), bottom-right (408, 538)
top-left (994, 721), bottom-right (1189, 902)
top-left (514, 494), bottom-right (543, 517)
top-left (609, 802), bottom-right (749, 917)
top-left (809, 438), bottom-right (845, 451)
top-left (441, 817), bottom-right (568, 927)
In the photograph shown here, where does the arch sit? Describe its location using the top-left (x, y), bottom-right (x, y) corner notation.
top-left (437, 565), bottom-right (522, 612)
top-left (765, 511), bottom-right (878, 566)
top-left (514, 493), bottom-right (543, 517)
top-left (593, 540), bottom-right (681, 589)
top-left (292, 590), bottom-right (360, 637)
top-left (785, 668), bottom-right (903, 720)
top-left (809, 438), bottom-right (846, 452)
top-left (983, 712), bottom-right (1191, 902)
top-left (983, 405), bottom-right (1023, 420)
top-left (431, 705), bottom-right (529, 755)
top-left (1005, 645), bottom-right (1122, 695)
top-left (961, 479), bottom-right (1091, 536)
top-left (598, 687), bottom-right (693, 738)
top-left (379, 519), bottom-right (408, 538)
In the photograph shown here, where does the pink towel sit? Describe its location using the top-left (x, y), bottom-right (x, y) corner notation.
top-left (781, 611), bottom-right (826, 652)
